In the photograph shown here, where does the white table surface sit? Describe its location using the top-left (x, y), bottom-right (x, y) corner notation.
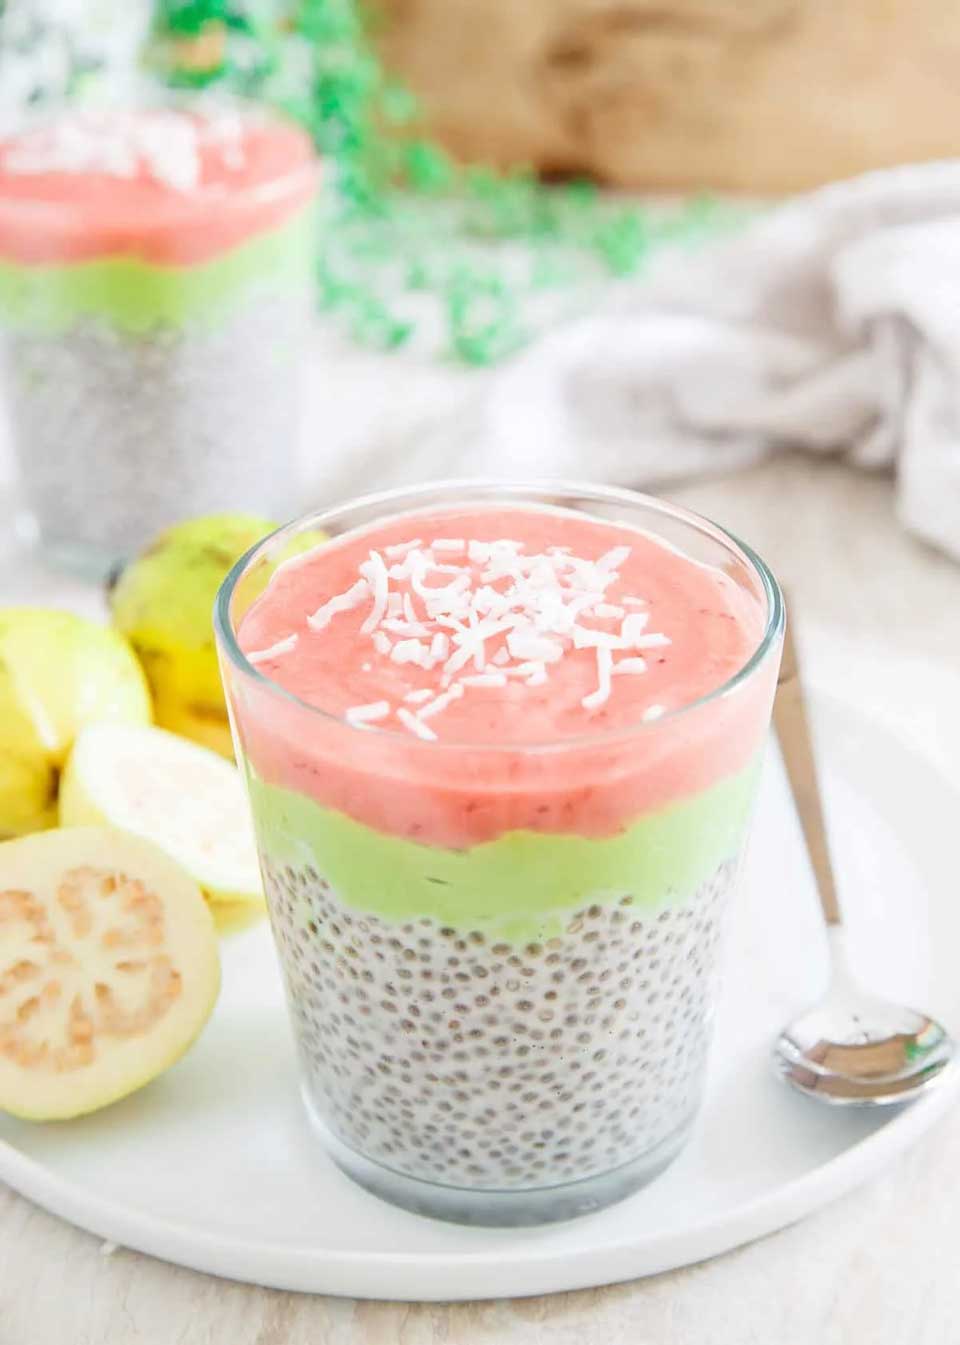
top-left (2, 451), bottom-right (960, 1344)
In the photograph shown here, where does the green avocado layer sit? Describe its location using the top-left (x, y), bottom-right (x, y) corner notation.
top-left (248, 758), bottom-right (762, 944)
top-left (0, 201), bottom-right (315, 335)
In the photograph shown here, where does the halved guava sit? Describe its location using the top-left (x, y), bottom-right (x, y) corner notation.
top-left (0, 607), bottom-right (151, 838)
top-left (59, 723), bottom-right (262, 906)
top-left (0, 827), bottom-right (220, 1120)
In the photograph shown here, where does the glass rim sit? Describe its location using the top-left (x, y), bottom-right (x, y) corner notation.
top-left (214, 478), bottom-right (784, 756)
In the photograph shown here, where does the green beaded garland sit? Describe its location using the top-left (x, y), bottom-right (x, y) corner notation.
top-left (150, 0), bottom-right (737, 363)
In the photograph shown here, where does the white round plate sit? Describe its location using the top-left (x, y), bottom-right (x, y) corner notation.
top-left (1, 691), bottom-right (957, 1300)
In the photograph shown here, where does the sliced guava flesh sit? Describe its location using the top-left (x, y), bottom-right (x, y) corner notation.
top-left (0, 827), bottom-right (220, 1120)
top-left (59, 723), bottom-right (262, 905)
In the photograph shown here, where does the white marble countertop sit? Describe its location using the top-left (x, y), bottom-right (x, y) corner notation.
top-left (2, 453), bottom-right (959, 1344)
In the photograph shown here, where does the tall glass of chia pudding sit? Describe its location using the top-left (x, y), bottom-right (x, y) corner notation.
top-left (0, 98), bottom-right (319, 577)
top-left (216, 481), bottom-right (784, 1225)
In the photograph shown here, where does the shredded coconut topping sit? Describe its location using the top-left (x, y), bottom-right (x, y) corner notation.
top-left (581, 646), bottom-right (613, 710)
top-left (0, 108), bottom-right (248, 193)
top-left (384, 539), bottom-right (423, 559)
top-left (311, 534), bottom-right (672, 739)
top-left (345, 701), bottom-right (390, 726)
top-left (621, 612), bottom-right (651, 643)
top-left (418, 684), bottom-right (465, 720)
top-left (358, 553), bottom-right (389, 634)
top-left (247, 633), bottom-right (298, 664)
top-left (307, 578), bottom-right (369, 632)
top-left (396, 707), bottom-right (438, 740)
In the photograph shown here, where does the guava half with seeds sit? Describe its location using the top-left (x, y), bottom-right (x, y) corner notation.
top-left (59, 723), bottom-right (263, 906)
top-left (0, 827), bottom-right (220, 1121)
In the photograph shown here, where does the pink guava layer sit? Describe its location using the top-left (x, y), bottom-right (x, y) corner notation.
top-left (0, 106), bottom-right (317, 266)
top-left (232, 505), bottom-right (777, 848)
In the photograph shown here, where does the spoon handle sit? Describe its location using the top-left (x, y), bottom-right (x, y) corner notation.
top-left (773, 607), bottom-right (843, 927)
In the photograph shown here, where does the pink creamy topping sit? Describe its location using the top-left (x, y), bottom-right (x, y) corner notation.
top-left (240, 506), bottom-right (763, 747)
top-left (0, 105), bottom-right (317, 265)
top-left (233, 506), bottom-right (775, 845)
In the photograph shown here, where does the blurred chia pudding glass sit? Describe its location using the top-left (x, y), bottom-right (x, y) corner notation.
top-left (216, 481), bottom-right (784, 1226)
top-left (0, 98), bottom-right (319, 577)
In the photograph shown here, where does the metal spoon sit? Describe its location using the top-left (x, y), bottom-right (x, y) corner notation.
top-left (772, 607), bottom-right (956, 1105)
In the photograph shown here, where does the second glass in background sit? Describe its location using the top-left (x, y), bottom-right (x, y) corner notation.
top-left (0, 96), bottom-right (319, 577)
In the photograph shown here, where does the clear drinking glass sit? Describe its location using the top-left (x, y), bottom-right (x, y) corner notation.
top-left (0, 96), bottom-right (319, 578)
top-left (215, 481), bottom-right (784, 1226)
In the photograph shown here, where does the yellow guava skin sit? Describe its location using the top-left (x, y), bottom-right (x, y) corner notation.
top-left (109, 513), bottom-right (328, 759)
top-left (0, 608), bottom-right (151, 838)
top-left (109, 514), bottom-right (277, 760)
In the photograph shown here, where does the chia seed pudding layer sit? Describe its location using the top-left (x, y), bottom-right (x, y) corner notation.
top-left (264, 852), bottom-right (738, 1190)
top-left (1, 288), bottom-right (311, 559)
top-left (0, 102), bottom-right (318, 570)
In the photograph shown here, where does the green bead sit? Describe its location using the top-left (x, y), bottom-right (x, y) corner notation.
top-left (404, 141), bottom-right (456, 193)
top-left (445, 269), bottom-right (525, 364)
top-left (591, 209), bottom-right (649, 276)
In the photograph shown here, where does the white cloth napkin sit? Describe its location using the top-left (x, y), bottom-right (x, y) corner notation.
top-left (307, 160), bottom-right (960, 562)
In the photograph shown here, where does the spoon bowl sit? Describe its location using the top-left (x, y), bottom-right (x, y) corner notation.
top-left (773, 937), bottom-right (956, 1104)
